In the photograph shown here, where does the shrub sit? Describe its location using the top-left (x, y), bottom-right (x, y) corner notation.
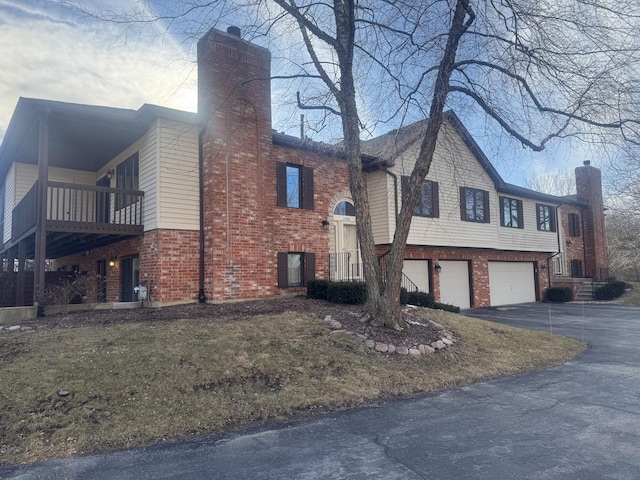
top-left (434, 302), bottom-right (460, 313)
top-left (400, 287), bottom-right (409, 305)
top-left (593, 281), bottom-right (629, 301)
top-left (406, 291), bottom-right (436, 308)
top-left (306, 279), bottom-right (330, 300)
top-left (327, 281), bottom-right (367, 304)
top-left (545, 287), bottom-right (574, 303)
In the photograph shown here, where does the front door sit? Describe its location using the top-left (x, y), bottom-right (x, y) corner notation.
top-left (121, 255), bottom-right (139, 302)
top-left (331, 200), bottom-right (361, 281)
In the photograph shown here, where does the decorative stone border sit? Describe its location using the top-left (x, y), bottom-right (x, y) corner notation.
top-left (0, 325), bottom-right (34, 333)
top-left (322, 307), bottom-right (456, 356)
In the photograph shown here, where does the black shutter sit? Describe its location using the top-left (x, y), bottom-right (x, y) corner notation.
top-left (303, 166), bottom-right (314, 210)
top-left (460, 187), bottom-right (466, 220)
top-left (483, 190), bottom-right (490, 223)
top-left (277, 252), bottom-right (288, 288)
top-left (499, 197), bottom-right (505, 227)
top-left (304, 252), bottom-right (315, 284)
top-left (517, 200), bottom-right (524, 229)
top-left (276, 162), bottom-right (287, 207)
top-left (432, 182), bottom-right (439, 218)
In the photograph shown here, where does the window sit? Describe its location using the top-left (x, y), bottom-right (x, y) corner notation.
top-left (536, 204), bottom-right (556, 232)
top-left (116, 152), bottom-right (139, 209)
top-left (276, 162), bottom-right (314, 210)
top-left (402, 177), bottom-right (439, 218)
top-left (277, 252), bottom-right (315, 288)
top-left (460, 187), bottom-right (490, 223)
top-left (334, 201), bottom-right (355, 216)
top-left (568, 213), bottom-right (580, 237)
top-left (500, 196), bottom-right (523, 229)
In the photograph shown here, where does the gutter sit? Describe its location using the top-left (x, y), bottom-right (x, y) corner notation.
top-left (198, 128), bottom-right (206, 303)
top-left (381, 167), bottom-right (399, 220)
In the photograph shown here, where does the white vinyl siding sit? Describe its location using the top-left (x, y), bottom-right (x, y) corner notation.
top-left (3, 164), bottom-right (15, 244)
top-left (157, 119), bottom-right (200, 231)
top-left (368, 120), bottom-right (560, 252)
top-left (367, 170), bottom-right (394, 244)
top-left (98, 127), bottom-right (157, 231)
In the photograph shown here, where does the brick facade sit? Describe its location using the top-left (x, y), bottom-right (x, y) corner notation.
top-left (56, 229), bottom-right (199, 305)
top-left (379, 245), bottom-right (550, 308)
top-left (197, 28), bottom-right (350, 301)
top-left (575, 162), bottom-right (609, 280)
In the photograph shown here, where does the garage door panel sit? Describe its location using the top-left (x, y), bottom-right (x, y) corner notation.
top-left (489, 262), bottom-right (535, 306)
top-left (439, 260), bottom-right (470, 309)
top-left (402, 260), bottom-right (430, 293)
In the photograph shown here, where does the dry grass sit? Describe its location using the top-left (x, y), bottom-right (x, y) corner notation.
top-left (619, 282), bottom-right (640, 307)
top-left (0, 309), bottom-right (584, 465)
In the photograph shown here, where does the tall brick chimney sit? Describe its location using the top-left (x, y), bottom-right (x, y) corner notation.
top-left (575, 160), bottom-right (609, 280)
top-left (197, 28), bottom-right (273, 300)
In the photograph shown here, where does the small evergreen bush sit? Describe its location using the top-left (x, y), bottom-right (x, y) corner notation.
top-left (400, 287), bottom-right (409, 305)
top-left (327, 281), bottom-right (367, 304)
top-left (406, 291), bottom-right (436, 308)
top-left (434, 302), bottom-right (461, 313)
top-left (306, 279), bottom-right (330, 300)
top-left (593, 281), bottom-right (629, 300)
top-left (545, 287), bottom-right (574, 303)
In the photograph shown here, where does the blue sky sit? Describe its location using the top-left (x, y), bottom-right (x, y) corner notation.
top-left (0, 0), bottom-right (598, 189)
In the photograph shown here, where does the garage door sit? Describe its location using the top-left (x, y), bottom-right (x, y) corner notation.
top-left (489, 261), bottom-right (536, 306)
top-left (438, 260), bottom-right (470, 309)
top-left (403, 260), bottom-right (430, 293)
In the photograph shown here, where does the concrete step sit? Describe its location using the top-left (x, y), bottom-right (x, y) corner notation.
top-left (575, 281), bottom-right (608, 301)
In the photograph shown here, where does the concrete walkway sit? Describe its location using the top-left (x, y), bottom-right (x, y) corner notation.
top-left (1, 303), bottom-right (639, 479)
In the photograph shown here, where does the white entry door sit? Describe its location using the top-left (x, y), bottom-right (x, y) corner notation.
top-left (489, 261), bottom-right (536, 306)
top-left (438, 260), bottom-right (471, 309)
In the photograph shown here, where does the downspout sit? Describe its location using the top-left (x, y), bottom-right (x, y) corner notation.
top-left (198, 128), bottom-right (206, 303)
top-left (381, 167), bottom-right (398, 220)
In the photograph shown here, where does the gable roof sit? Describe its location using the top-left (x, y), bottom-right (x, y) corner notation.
top-left (0, 98), bottom-right (203, 178)
top-left (362, 111), bottom-right (585, 207)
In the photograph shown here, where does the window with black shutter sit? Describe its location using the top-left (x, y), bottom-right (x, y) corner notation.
top-left (568, 213), bottom-right (580, 237)
top-left (460, 187), bottom-right (490, 223)
top-left (277, 252), bottom-right (315, 287)
top-left (401, 176), bottom-right (439, 218)
top-left (276, 162), bottom-right (314, 210)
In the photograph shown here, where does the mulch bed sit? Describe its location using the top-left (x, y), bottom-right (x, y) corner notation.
top-left (16, 296), bottom-right (448, 348)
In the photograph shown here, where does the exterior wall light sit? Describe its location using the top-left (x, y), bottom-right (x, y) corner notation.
top-left (108, 257), bottom-right (117, 267)
top-left (321, 220), bottom-right (330, 229)
top-left (106, 168), bottom-right (115, 180)
top-left (434, 262), bottom-right (442, 273)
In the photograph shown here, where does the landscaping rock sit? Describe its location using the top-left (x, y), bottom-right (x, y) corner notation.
top-left (431, 340), bottom-right (446, 350)
top-left (324, 315), bottom-right (332, 322)
top-left (408, 348), bottom-right (421, 356)
top-left (418, 344), bottom-right (426, 354)
top-left (8, 326), bottom-right (21, 332)
top-left (375, 343), bottom-right (389, 353)
top-left (388, 344), bottom-right (396, 353)
top-left (442, 338), bottom-right (453, 346)
top-left (424, 345), bottom-right (436, 354)
top-left (365, 339), bottom-right (376, 348)
top-left (396, 346), bottom-right (409, 355)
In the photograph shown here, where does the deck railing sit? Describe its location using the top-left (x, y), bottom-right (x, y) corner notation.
top-left (11, 180), bottom-right (144, 241)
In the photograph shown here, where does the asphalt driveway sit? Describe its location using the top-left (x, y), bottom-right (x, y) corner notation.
top-left (2, 302), bottom-right (639, 479)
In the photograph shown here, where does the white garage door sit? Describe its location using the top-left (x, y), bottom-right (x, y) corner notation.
top-left (402, 260), bottom-right (430, 293)
top-left (489, 261), bottom-right (536, 306)
top-left (438, 260), bottom-right (470, 309)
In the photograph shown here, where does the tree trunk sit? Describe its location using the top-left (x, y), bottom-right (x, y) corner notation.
top-left (371, 0), bottom-right (474, 329)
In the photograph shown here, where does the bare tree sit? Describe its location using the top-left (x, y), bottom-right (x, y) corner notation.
top-left (68, 0), bottom-right (640, 328)
top-left (526, 169), bottom-right (576, 197)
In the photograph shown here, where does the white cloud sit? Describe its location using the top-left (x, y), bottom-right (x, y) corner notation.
top-left (0, 0), bottom-right (197, 141)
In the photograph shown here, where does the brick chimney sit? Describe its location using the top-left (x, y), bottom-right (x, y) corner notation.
top-left (575, 161), bottom-right (609, 280)
top-left (197, 28), bottom-right (273, 300)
